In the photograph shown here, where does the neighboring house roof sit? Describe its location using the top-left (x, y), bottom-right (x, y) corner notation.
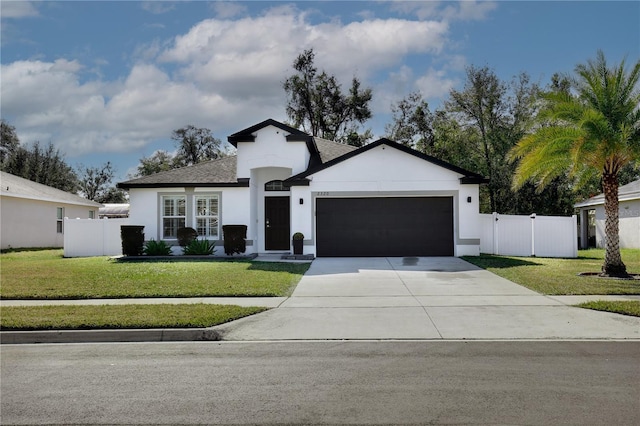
top-left (118, 156), bottom-right (244, 189)
top-left (574, 179), bottom-right (640, 208)
top-left (284, 138), bottom-right (489, 186)
top-left (0, 171), bottom-right (102, 207)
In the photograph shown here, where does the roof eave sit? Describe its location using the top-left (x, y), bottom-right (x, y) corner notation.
top-left (460, 176), bottom-right (490, 185)
top-left (118, 179), bottom-right (249, 190)
top-left (284, 179), bottom-right (311, 187)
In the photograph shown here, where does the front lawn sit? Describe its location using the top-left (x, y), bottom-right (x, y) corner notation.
top-left (0, 304), bottom-right (267, 330)
top-left (576, 300), bottom-right (640, 317)
top-left (0, 249), bottom-right (310, 299)
top-left (463, 249), bottom-right (640, 295)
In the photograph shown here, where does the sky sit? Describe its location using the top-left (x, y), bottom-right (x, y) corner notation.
top-left (1, 1), bottom-right (638, 183)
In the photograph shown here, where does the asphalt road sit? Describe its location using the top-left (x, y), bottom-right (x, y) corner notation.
top-left (2, 341), bottom-right (639, 425)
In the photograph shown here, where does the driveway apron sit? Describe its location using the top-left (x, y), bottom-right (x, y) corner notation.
top-left (214, 257), bottom-right (640, 340)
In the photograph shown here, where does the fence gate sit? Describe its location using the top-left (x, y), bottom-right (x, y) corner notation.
top-left (479, 213), bottom-right (577, 258)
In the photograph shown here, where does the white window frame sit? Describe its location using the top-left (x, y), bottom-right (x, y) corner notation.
top-left (162, 195), bottom-right (186, 240)
top-left (194, 195), bottom-right (220, 239)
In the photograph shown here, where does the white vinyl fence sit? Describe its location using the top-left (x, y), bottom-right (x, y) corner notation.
top-left (480, 213), bottom-right (578, 258)
top-left (63, 218), bottom-right (131, 257)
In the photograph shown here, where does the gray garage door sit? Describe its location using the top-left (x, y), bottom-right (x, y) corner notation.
top-left (316, 197), bottom-right (454, 257)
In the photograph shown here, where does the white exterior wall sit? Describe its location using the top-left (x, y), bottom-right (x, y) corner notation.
top-left (236, 126), bottom-right (310, 178)
top-left (0, 196), bottom-right (98, 249)
top-left (127, 186), bottom-right (253, 250)
top-left (290, 185), bottom-right (313, 254)
top-left (593, 199), bottom-right (640, 249)
top-left (127, 188), bottom-right (159, 239)
top-left (457, 184), bottom-right (481, 256)
top-left (300, 144), bottom-right (482, 256)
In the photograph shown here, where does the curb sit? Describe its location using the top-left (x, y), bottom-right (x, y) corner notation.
top-left (0, 328), bottom-right (223, 344)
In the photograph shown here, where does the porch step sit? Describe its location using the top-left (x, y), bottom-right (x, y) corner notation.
top-left (281, 254), bottom-right (315, 261)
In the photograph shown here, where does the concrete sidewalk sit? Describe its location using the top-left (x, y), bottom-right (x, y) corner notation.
top-left (2, 257), bottom-right (639, 343)
top-left (0, 297), bottom-right (286, 308)
top-left (213, 257), bottom-right (640, 341)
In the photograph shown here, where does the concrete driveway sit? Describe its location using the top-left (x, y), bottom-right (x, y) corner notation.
top-left (215, 257), bottom-right (640, 340)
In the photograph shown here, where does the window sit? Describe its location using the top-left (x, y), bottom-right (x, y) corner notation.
top-left (89, 210), bottom-right (95, 219)
top-left (265, 180), bottom-right (289, 191)
top-left (162, 196), bottom-right (186, 239)
top-left (195, 195), bottom-right (219, 238)
top-left (56, 207), bottom-right (64, 233)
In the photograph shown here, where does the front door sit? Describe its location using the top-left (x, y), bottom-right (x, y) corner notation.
top-left (265, 196), bottom-right (290, 250)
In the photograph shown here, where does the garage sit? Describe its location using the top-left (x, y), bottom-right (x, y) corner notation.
top-left (316, 197), bottom-right (454, 257)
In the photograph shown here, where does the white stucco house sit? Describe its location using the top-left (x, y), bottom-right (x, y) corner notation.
top-left (0, 171), bottom-right (102, 250)
top-left (575, 179), bottom-right (640, 249)
top-left (118, 119), bottom-right (488, 257)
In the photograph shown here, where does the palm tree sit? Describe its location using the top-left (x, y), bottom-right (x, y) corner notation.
top-left (509, 51), bottom-right (640, 277)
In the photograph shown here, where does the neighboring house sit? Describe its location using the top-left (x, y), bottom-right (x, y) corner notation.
top-left (575, 179), bottom-right (640, 249)
top-left (118, 119), bottom-right (488, 257)
top-left (99, 203), bottom-right (130, 218)
top-left (0, 171), bottom-right (102, 250)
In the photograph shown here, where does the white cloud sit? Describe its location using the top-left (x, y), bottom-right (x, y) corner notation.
top-left (415, 68), bottom-right (458, 99)
top-left (211, 1), bottom-right (248, 19)
top-left (1, 6), bottom-right (461, 160)
top-left (389, 0), bottom-right (497, 22)
top-left (1, 1), bottom-right (39, 18)
top-left (159, 9), bottom-right (449, 93)
top-left (449, 0), bottom-right (497, 21)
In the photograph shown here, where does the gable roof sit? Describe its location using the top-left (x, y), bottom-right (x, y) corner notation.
top-left (0, 171), bottom-right (102, 207)
top-left (284, 138), bottom-right (489, 186)
top-left (117, 156), bottom-right (246, 189)
top-left (574, 179), bottom-right (640, 208)
top-left (227, 118), bottom-right (312, 146)
top-left (117, 121), bottom-right (488, 189)
top-left (117, 134), bottom-right (358, 189)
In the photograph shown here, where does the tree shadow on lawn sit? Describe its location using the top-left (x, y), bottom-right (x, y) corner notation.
top-left (462, 255), bottom-right (542, 269)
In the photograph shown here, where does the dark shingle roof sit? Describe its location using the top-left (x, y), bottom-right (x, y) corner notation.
top-left (117, 137), bottom-right (358, 189)
top-left (117, 156), bottom-right (244, 189)
top-left (314, 138), bottom-right (358, 163)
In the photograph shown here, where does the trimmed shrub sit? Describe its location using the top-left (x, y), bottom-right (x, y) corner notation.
top-left (183, 239), bottom-right (216, 255)
top-left (177, 227), bottom-right (198, 247)
top-left (121, 226), bottom-right (144, 256)
top-left (143, 239), bottom-right (172, 256)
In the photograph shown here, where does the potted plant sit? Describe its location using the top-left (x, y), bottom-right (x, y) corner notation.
top-left (292, 232), bottom-right (304, 255)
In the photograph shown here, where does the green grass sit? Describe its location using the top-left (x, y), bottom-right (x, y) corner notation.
top-left (576, 300), bottom-right (640, 317)
top-left (0, 304), bottom-right (267, 330)
top-left (463, 249), bottom-right (640, 295)
top-left (0, 249), bottom-right (310, 299)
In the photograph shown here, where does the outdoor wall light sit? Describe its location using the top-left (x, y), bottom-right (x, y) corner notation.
top-left (467, 196), bottom-right (472, 203)
top-left (299, 198), bottom-right (304, 205)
